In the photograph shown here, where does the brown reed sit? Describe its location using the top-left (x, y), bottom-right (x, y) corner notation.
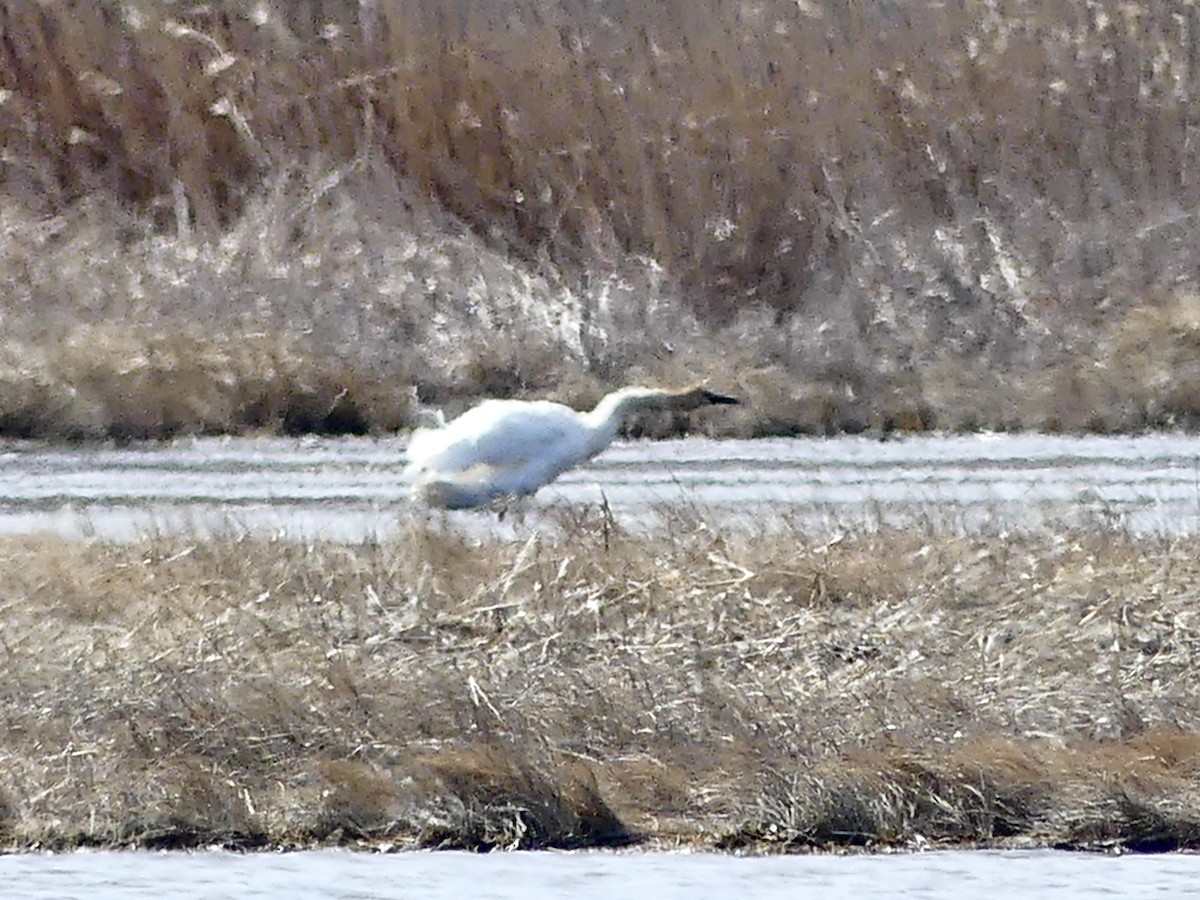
top-left (1, 511), bottom-right (1199, 851)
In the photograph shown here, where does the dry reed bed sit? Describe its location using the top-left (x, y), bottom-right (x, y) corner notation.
top-left (1, 513), bottom-right (1199, 852)
top-left (5, 1), bottom-right (1200, 438)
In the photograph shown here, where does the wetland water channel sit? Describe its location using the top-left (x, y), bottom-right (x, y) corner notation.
top-left (4, 847), bottom-right (1200, 899)
top-left (2, 432), bottom-right (1200, 540)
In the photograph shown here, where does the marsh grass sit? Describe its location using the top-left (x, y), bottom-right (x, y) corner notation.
top-left (0, 323), bottom-right (415, 439)
top-left (4, 0), bottom-right (1200, 438)
top-left (2, 511), bottom-right (1200, 851)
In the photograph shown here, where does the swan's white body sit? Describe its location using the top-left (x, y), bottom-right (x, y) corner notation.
top-left (404, 386), bottom-right (739, 510)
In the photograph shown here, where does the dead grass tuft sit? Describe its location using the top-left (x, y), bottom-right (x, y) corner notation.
top-left (0, 324), bottom-right (413, 439)
top-left (737, 731), bottom-right (1200, 852)
top-left (312, 759), bottom-right (405, 841)
top-left (405, 745), bottom-right (633, 850)
top-left (118, 756), bottom-right (267, 850)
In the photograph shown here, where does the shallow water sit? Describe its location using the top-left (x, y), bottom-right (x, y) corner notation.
top-left (2, 432), bottom-right (1200, 540)
top-left (2, 848), bottom-right (1200, 900)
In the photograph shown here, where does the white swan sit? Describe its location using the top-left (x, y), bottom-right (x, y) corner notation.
top-left (404, 385), bottom-right (740, 510)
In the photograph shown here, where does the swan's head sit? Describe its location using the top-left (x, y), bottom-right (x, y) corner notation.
top-left (591, 384), bottom-right (742, 423)
top-left (670, 385), bottom-right (742, 410)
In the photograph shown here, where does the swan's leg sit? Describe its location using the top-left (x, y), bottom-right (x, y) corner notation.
top-left (513, 495), bottom-right (534, 529)
top-left (493, 492), bottom-right (534, 526)
top-left (407, 492), bottom-right (445, 536)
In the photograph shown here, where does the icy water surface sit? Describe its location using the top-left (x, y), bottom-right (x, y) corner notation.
top-left (2, 433), bottom-right (1200, 540)
top-left (2, 848), bottom-right (1200, 900)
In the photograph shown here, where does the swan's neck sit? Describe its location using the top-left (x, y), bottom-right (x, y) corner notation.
top-left (582, 388), bottom-right (670, 449)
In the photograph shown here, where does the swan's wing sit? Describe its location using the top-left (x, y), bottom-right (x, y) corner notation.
top-left (404, 400), bottom-right (588, 476)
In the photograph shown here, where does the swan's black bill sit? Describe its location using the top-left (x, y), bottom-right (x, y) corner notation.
top-left (702, 390), bottom-right (741, 405)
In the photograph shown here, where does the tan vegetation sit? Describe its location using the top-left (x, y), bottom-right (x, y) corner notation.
top-left (4, 0), bottom-right (1200, 438)
top-left (2, 512), bottom-right (1200, 852)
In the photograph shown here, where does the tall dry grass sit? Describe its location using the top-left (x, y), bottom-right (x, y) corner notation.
top-left (4, 0), bottom-right (1200, 437)
top-left (2, 513), bottom-right (1200, 851)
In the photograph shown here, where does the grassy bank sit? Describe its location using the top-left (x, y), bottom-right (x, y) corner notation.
top-left (2, 512), bottom-right (1199, 852)
top-left (4, 0), bottom-right (1200, 439)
